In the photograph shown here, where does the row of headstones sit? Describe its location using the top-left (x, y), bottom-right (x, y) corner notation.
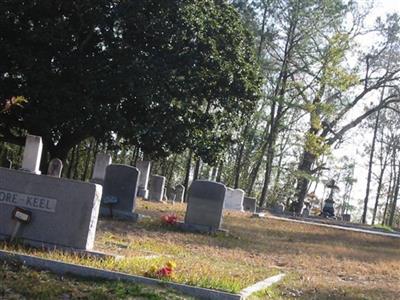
top-left (0, 134), bottom-right (257, 253)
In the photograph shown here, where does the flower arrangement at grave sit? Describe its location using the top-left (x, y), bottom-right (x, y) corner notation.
top-left (145, 261), bottom-right (176, 279)
top-left (161, 214), bottom-right (178, 225)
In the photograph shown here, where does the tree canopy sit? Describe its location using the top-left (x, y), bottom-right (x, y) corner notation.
top-left (0, 0), bottom-right (262, 162)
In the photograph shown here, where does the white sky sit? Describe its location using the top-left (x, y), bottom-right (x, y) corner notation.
top-left (319, 0), bottom-right (400, 222)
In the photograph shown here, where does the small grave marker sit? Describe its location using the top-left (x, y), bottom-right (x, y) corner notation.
top-left (47, 158), bottom-right (63, 177)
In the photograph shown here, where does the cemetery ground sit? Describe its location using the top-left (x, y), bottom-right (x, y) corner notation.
top-left (0, 200), bottom-right (399, 299)
top-left (0, 260), bottom-right (189, 299)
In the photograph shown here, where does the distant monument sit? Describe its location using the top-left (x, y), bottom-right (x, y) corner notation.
top-left (321, 179), bottom-right (339, 217)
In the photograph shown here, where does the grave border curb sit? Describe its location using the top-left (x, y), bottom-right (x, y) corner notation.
top-left (239, 273), bottom-right (286, 298)
top-left (0, 249), bottom-right (241, 300)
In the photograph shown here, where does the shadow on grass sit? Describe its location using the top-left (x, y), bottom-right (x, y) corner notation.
top-left (96, 214), bottom-right (400, 265)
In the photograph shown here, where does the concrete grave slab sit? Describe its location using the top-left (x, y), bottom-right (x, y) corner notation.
top-left (0, 167), bottom-right (102, 250)
top-left (100, 164), bottom-right (140, 220)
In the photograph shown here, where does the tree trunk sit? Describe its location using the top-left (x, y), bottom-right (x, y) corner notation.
top-left (66, 145), bottom-right (77, 179)
top-left (362, 109), bottom-right (381, 223)
top-left (246, 126), bottom-right (269, 195)
top-left (183, 150), bottom-right (192, 201)
top-left (233, 123), bottom-right (250, 189)
top-left (193, 158), bottom-right (202, 180)
top-left (73, 143), bottom-right (81, 179)
top-left (294, 150), bottom-right (317, 213)
top-left (372, 161), bottom-right (387, 225)
top-left (167, 154), bottom-right (177, 186)
top-left (81, 139), bottom-right (94, 181)
top-left (388, 160), bottom-right (400, 227)
top-left (216, 159), bottom-right (224, 182)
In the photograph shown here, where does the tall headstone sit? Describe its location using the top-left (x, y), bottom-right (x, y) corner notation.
top-left (47, 158), bottom-right (63, 178)
top-left (91, 153), bottom-right (112, 185)
top-left (175, 184), bottom-right (185, 203)
top-left (1, 157), bottom-right (12, 169)
top-left (0, 167), bottom-right (102, 250)
top-left (21, 135), bottom-right (43, 175)
top-left (100, 164), bottom-right (139, 220)
top-left (224, 188), bottom-right (244, 211)
top-left (183, 180), bottom-right (226, 232)
top-left (148, 175), bottom-right (166, 202)
top-left (273, 203), bottom-right (285, 214)
top-left (136, 161), bottom-right (151, 198)
top-left (243, 196), bottom-right (257, 213)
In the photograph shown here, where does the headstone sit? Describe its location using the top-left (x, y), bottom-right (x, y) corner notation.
top-left (342, 214), bottom-right (351, 222)
top-left (224, 188), bottom-right (244, 211)
top-left (0, 167), bottom-right (102, 250)
top-left (21, 135), bottom-right (43, 174)
top-left (148, 175), bottom-right (166, 202)
top-left (243, 196), bottom-right (257, 213)
top-left (273, 203), bottom-right (285, 214)
top-left (136, 161), bottom-right (151, 198)
top-left (100, 164), bottom-right (139, 220)
top-left (163, 187), bottom-right (169, 202)
top-left (301, 207), bottom-right (310, 218)
top-left (91, 153), bottom-right (112, 185)
top-left (175, 184), bottom-right (185, 203)
top-left (183, 180), bottom-right (226, 232)
top-left (47, 158), bottom-right (63, 178)
top-left (2, 158), bottom-right (12, 169)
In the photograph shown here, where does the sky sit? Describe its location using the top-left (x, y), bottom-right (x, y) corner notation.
top-left (319, 0), bottom-right (400, 222)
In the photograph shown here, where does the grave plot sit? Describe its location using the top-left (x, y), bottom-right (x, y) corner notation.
top-left (1, 200), bottom-right (399, 299)
top-left (0, 260), bottom-right (189, 299)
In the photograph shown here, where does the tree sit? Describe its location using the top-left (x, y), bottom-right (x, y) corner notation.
top-left (292, 12), bottom-right (400, 214)
top-left (0, 0), bottom-right (262, 166)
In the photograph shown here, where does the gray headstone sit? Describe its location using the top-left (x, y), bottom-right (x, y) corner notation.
top-left (1, 157), bottom-right (12, 169)
top-left (100, 164), bottom-right (139, 219)
top-left (224, 188), bottom-right (244, 211)
top-left (148, 175), bottom-right (166, 202)
top-left (243, 196), bottom-right (257, 213)
top-left (47, 158), bottom-right (63, 178)
top-left (136, 161), bottom-right (151, 198)
top-left (91, 153), bottom-right (112, 185)
top-left (163, 187), bottom-right (169, 202)
top-left (0, 167), bottom-right (101, 250)
top-left (301, 207), bottom-right (310, 218)
top-left (342, 214), bottom-right (351, 222)
top-left (184, 180), bottom-right (226, 232)
top-left (21, 135), bottom-right (43, 174)
top-left (175, 184), bottom-right (185, 203)
top-left (272, 203), bottom-right (285, 214)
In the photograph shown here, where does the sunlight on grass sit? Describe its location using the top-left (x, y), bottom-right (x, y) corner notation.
top-left (1, 200), bottom-right (399, 298)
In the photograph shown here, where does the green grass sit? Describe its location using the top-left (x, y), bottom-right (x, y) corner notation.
top-left (2, 200), bottom-right (399, 299)
top-left (372, 224), bottom-right (395, 233)
top-left (0, 260), bottom-right (190, 299)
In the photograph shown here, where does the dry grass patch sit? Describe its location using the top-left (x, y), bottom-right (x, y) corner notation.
top-left (0, 260), bottom-right (190, 300)
top-left (1, 200), bottom-right (399, 299)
